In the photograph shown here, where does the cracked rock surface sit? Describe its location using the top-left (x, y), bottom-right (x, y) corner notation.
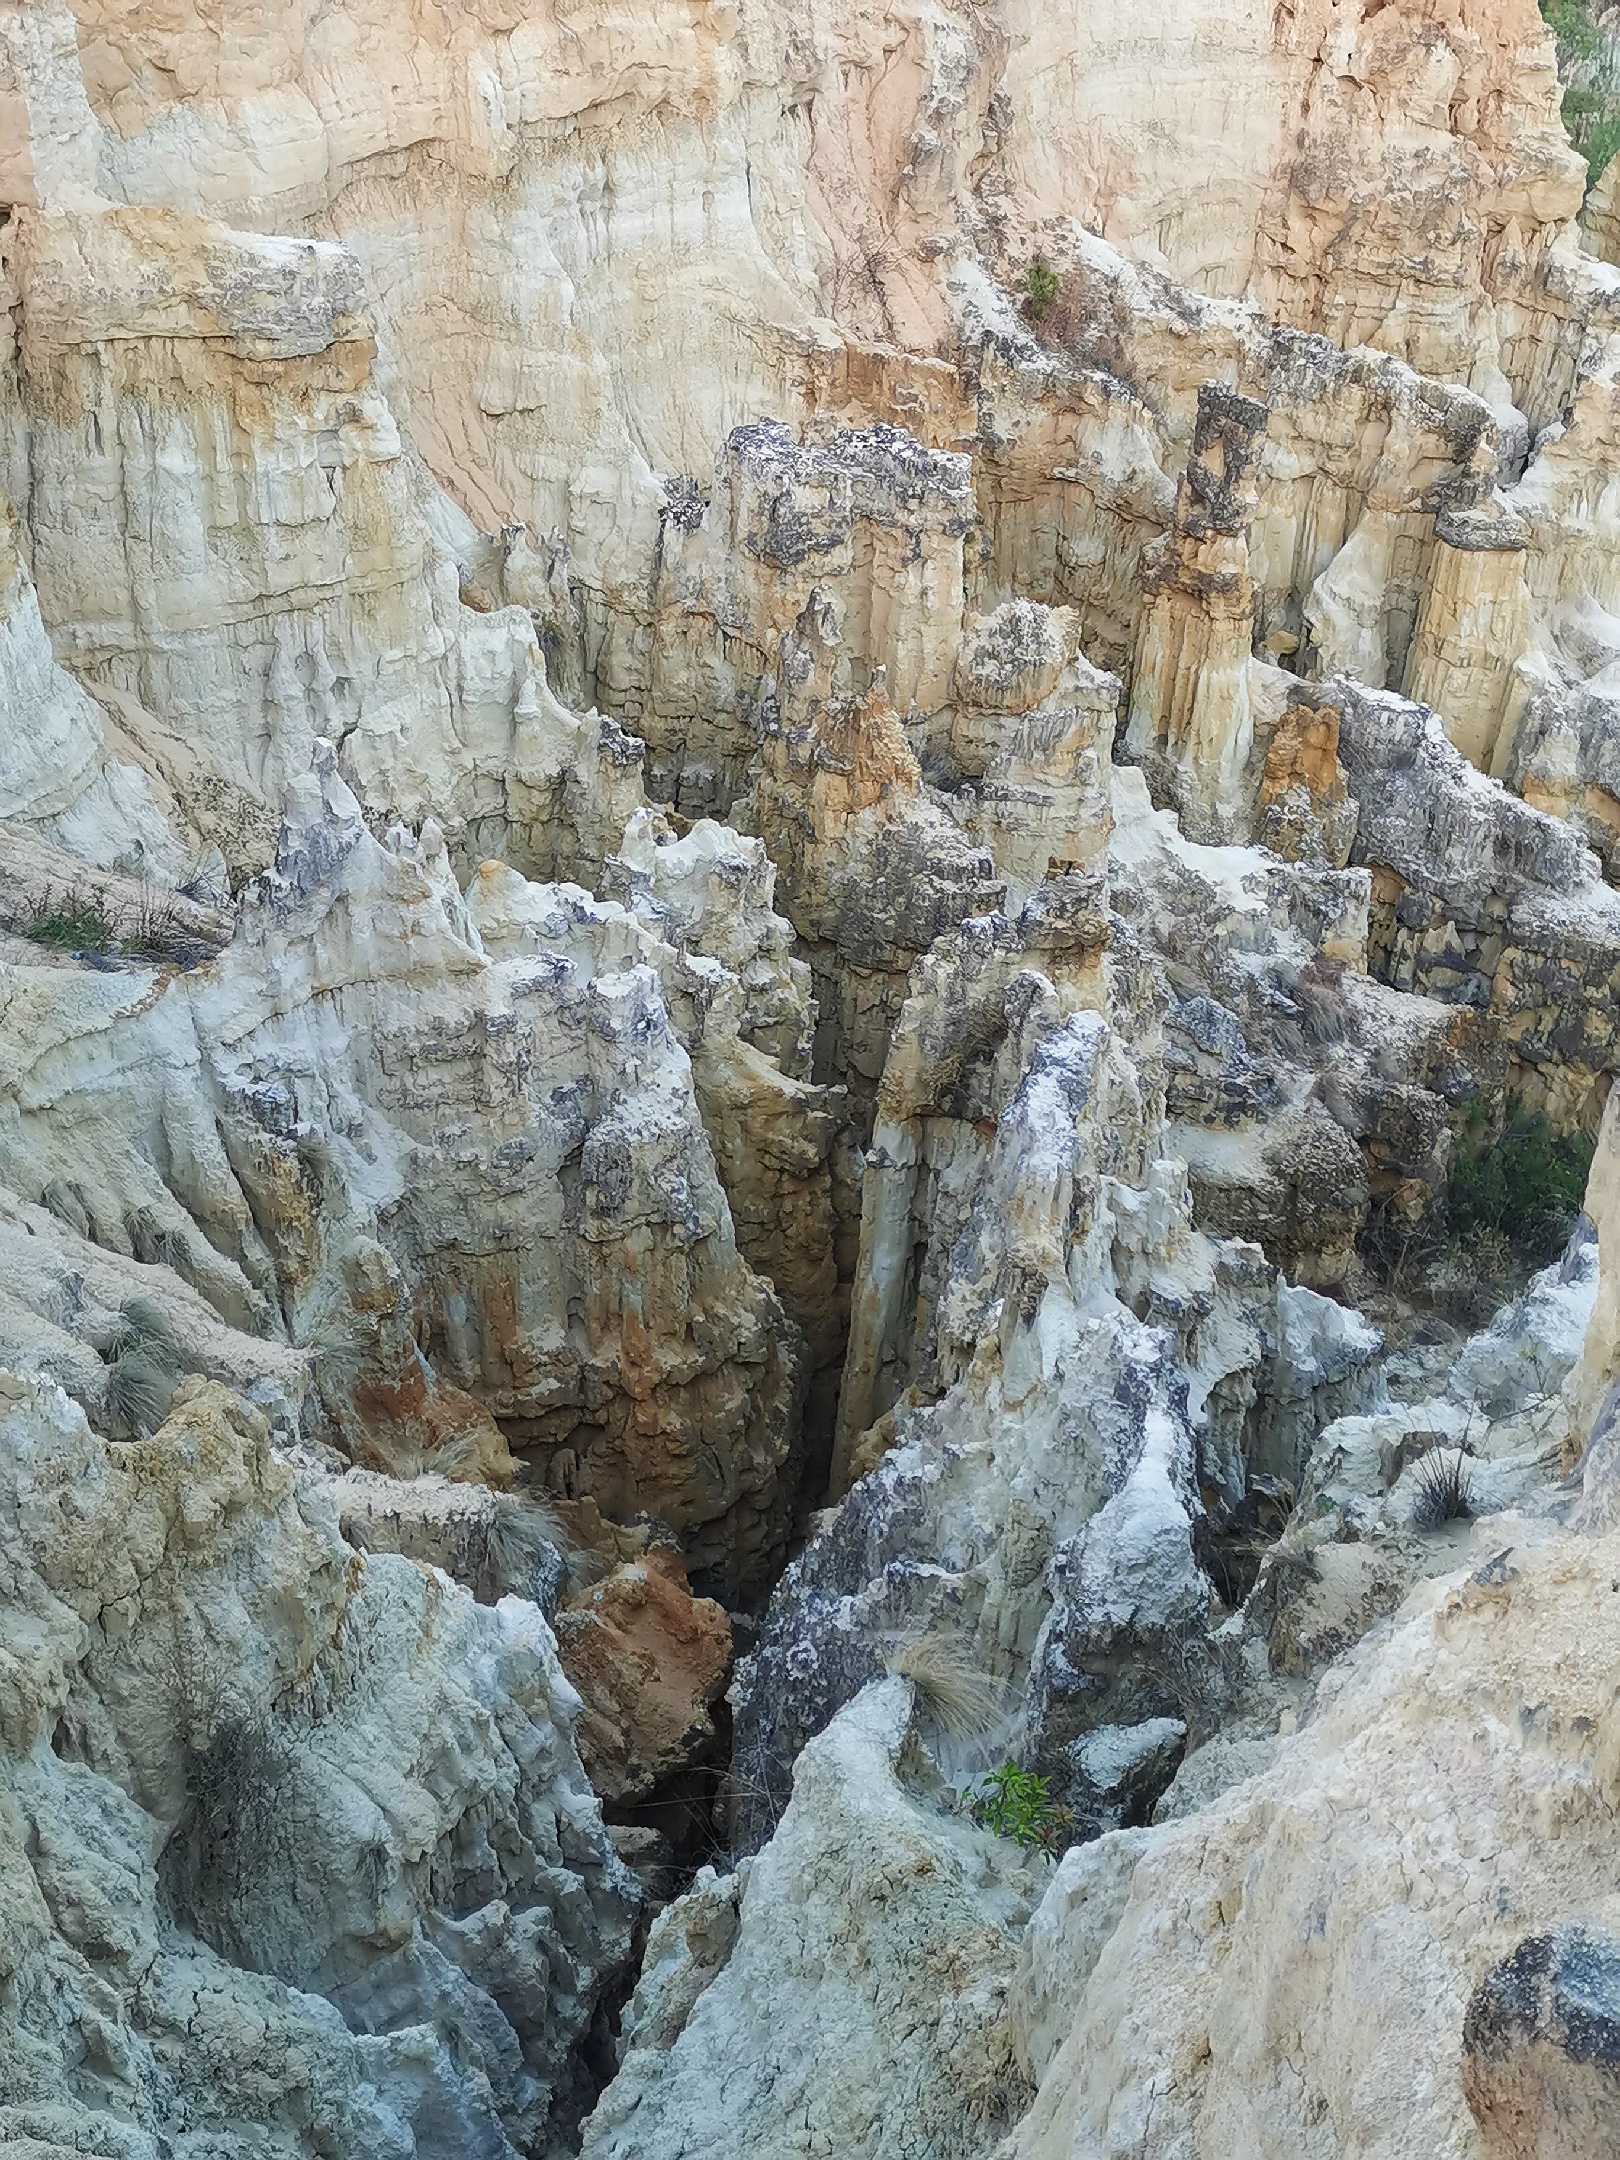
top-left (5, 0), bottom-right (1620, 2154)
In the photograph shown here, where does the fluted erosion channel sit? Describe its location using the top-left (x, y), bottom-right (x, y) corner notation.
top-left (14, 3), bottom-right (1620, 2156)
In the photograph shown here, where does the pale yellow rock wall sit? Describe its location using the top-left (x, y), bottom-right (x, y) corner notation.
top-left (1005, 1525), bottom-right (1620, 2159)
top-left (1404, 532), bottom-right (1535, 775)
top-left (983, 0), bottom-right (1580, 404)
top-left (31, 0), bottom-right (1590, 730)
top-left (1572, 1083), bottom-right (1620, 1446)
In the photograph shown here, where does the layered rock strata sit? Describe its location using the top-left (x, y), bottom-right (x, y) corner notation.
top-left (4, 0), bottom-right (1620, 2154)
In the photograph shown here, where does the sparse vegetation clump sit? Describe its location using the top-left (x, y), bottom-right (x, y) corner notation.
top-left (10, 880), bottom-right (218, 969)
top-left (101, 1295), bottom-right (184, 1439)
top-left (970, 1761), bottom-right (1073, 1854)
top-left (887, 1633), bottom-right (1008, 1742)
top-left (24, 900), bottom-right (117, 952)
top-left (1411, 1450), bottom-right (1476, 1532)
top-left (1542, 0), bottom-right (1620, 188)
top-left (1022, 258), bottom-right (1061, 321)
top-left (482, 1492), bottom-right (582, 1603)
top-left (1447, 1105), bottom-right (1594, 1264)
top-left (1368, 1097), bottom-right (1594, 1328)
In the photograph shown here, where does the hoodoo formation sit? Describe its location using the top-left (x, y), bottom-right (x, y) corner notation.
top-left (7, 2), bottom-right (1620, 2154)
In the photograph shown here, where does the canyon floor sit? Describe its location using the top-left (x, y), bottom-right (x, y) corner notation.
top-left (5, 2), bottom-right (1620, 2156)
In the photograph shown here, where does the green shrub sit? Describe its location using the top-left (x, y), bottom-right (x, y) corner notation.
top-left (24, 902), bottom-right (114, 953)
top-left (1584, 109), bottom-right (1620, 187)
top-left (1542, 0), bottom-right (1620, 187)
top-left (1448, 1107), bottom-right (1594, 1262)
top-left (970, 1761), bottom-right (1073, 1853)
top-left (1544, 0), bottom-right (1603, 64)
top-left (11, 882), bottom-right (218, 969)
top-left (1023, 259), bottom-right (1061, 322)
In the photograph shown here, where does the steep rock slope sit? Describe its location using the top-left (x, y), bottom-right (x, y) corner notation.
top-left (0, 740), bottom-right (814, 1593)
top-left (2, 0), bottom-right (1620, 2155)
top-left (1003, 1522), bottom-right (1620, 2160)
top-left (583, 1677), bottom-right (1037, 2160)
top-left (0, 1372), bottom-right (636, 2158)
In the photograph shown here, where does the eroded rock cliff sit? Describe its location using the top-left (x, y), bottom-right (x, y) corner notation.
top-left (4, 0), bottom-right (1620, 2154)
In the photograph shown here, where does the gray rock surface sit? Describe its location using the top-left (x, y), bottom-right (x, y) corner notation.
top-left (1464, 1927), bottom-right (1620, 2159)
top-left (0, 1370), bottom-right (636, 2159)
top-left (582, 1677), bottom-right (1036, 2160)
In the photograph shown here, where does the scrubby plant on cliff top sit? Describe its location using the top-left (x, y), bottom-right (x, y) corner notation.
top-left (1448, 1104), bottom-right (1593, 1263)
top-left (22, 895), bottom-right (115, 953)
top-left (970, 1762), bottom-right (1073, 1854)
top-left (1542, 0), bottom-right (1620, 187)
top-left (12, 879), bottom-right (218, 969)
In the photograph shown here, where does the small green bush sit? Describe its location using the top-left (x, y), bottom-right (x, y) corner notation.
top-left (1023, 259), bottom-right (1061, 322)
top-left (970, 1761), bottom-right (1073, 1853)
top-left (1448, 1107), bottom-right (1594, 1262)
top-left (25, 903), bottom-right (114, 953)
top-left (1584, 109), bottom-right (1620, 187)
top-left (1542, 0), bottom-right (1620, 187)
top-left (1545, 0), bottom-right (1602, 64)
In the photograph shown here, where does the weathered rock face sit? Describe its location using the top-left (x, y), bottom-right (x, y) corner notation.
top-left (1463, 1927), bottom-right (1620, 2160)
top-left (552, 1544), bottom-right (732, 1810)
top-left (581, 1677), bottom-right (1037, 2160)
top-left (4, 195), bottom-right (622, 885)
top-left (1002, 1525), bottom-right (1620, 2160)
top-left (0, 1370), bottom-right (636, 2159)
top-left (730, 826), bottom-right (1387, 1835)
top-left (11, 0), bottom-right (1620, 2150)
top-left (0, 490), bottom-right (183, 877)
top-left (1125, 384), bottom-right (1270, 841)
top-left (0, 0), bottom-right (1600, 887)
top-left (1570, 1085), bottom-right (1620, 1477)
top-left (0, 744), bottom-right (813, 1594)
top-left (996, 0), bottom-right (1583, 399)
top-left (1319, 676), bottom-right (1620, 1128)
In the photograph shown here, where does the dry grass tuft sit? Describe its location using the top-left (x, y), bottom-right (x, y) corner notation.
top-left (886, 1632), bottom-right (1009, 1743)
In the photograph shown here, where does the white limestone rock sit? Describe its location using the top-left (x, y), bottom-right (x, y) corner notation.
top-left (0, 744), bottom-right (807, 1592)
top-left (582, 1675), bottom-right (1037, 2160)
top-left (1003, 1526), bottom-right (1620, 2160)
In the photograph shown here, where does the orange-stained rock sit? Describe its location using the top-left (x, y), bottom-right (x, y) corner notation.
top-left (1259, 705), bottom-right (1348, 816)
top-left (1255, 702), bottom-right (1357, 866)
top-left (554, 1544), bottom-right (734, 1806)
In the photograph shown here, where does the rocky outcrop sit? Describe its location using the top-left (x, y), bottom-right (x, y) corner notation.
top-left (731, 835), bottom-right (1386, 1833)
top-left (0, 1370), bottom-right (636, 2158)
top-left (11, 0), bottom-right (1620, 2150)
top-left (743, 665), bottom-right (1007, 1120)
top-left (0, 745), bottom-right (811, 1594)
top-left (1124, 384), bottom-right (1269, 841)
top-left (553, 1545), bottom-right (732, 1810)
top-left (581, 1676), bottom-right (1037, 2160)
top-left (1001, 1525), bottom-right (1620, 2160)
top-left (1319, 677), bottom-right (1620, 1127)
top-left (1463, 1927), bottom-right (1620, 2159)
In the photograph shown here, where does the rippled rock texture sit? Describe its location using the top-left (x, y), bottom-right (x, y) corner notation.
top-left (5, 0), bottom-right (1620, 2155)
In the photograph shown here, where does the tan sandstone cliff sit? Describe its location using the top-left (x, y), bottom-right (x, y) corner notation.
top-left (3, 2), bottom-right (1620, 2157)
